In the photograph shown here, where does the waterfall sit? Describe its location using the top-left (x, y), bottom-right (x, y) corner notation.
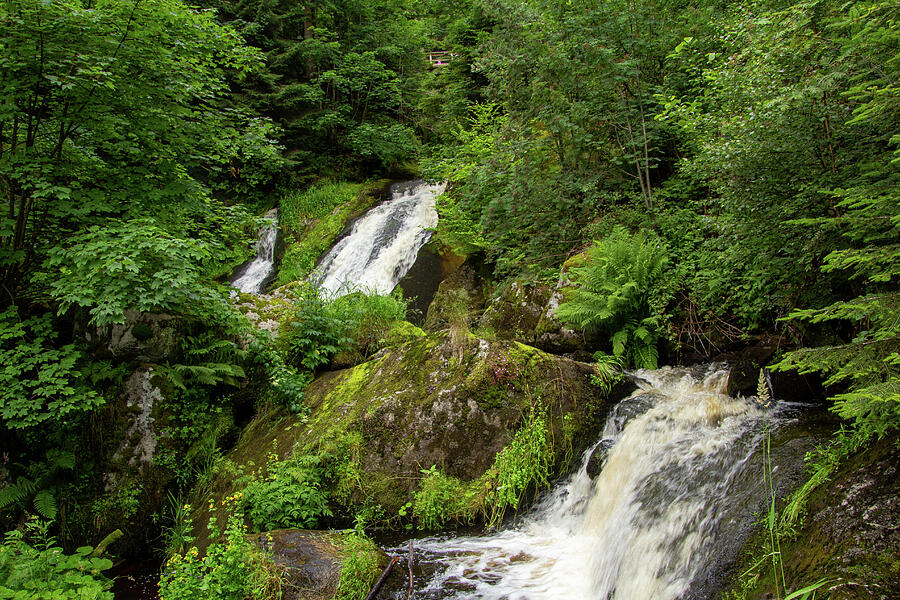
top-left (313, 180), bottom-right (443, 297)
top-left (405, 365), bottom-right (779, 600)
top-left (232, 208), bottom-right (279, 294)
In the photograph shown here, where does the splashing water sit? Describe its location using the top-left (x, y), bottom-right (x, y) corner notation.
top-left (314, 181), bottom-right (443, 297)
top-left (405, 365), bottom-right (772, 600)
top-left (232, 208), bottom-right (279, 294)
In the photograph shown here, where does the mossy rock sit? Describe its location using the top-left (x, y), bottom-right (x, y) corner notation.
top-left (533, 262), bottom-right (589, 355)
top-left (423, 263), bottom-right (488, 332)
top-left (199, 333), bottom-right (626, 536)
top-left (86, 310), bottom-right (182, 363)
top-left (720, 437), bottom-right (900, 600)
top-left (248, 529), bottom-right (388, 600)
top-left (478, 280), bottom-right (552, 343)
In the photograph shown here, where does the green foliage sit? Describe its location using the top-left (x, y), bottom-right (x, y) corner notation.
top-left (241, 450), bottom-right (332, 531)
top-left (557, 227), bottom-right (669, 368)
top-left (486, 404), bottom-right (552, 525)
top-left (279, 285), bottom-right (355, 371)
top-left (589, 353), bottom-right (626, 396)
top-left (412, 465), bottom-right (467, 531)
top-left (0, 308), bottom-right (101, 429)
top-left (333, 530), bottom-right (382, 600)
top-left (0, 0), bottom-right (279, 300)
top-left (276, 181), bottom-right (367, 285)
top-left (411, 403), bottom-right (552, 529)
top-left (159, 503), bottom-right (281, 600)
top-left (201, 0), bottom-right (427, 175)
top-left (0, 518), bottom-right (114, 599)
top-left (0, 450), bottom-right (74, 521)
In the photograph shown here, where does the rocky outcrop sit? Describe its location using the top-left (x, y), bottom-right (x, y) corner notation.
top-left (86, 310), bottom-right (182, 363)
top-left (211, 332), bottom-right (630, 524)
top-left (248, 530), bottom-right (388, 600)
top-left (764, 439), bottom-right (900, 600)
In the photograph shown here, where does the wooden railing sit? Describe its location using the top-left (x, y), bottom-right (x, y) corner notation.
top-left (426, 51), bottom-right (454, 67)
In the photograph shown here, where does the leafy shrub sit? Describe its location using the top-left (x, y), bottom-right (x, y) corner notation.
top-left (557, 226), bottom-right (670, 368)
top-left (332, 291), bottom-right (408, 356)
top-left (412, 466), bottom-right (467, 530)
top-left (0, 308), bottom-right (102, 430)
top-left (278, 284), bottom-right (355, 371)
top-left (242, 451), bottom-right (332, 531)
top-left (0, 518), bottom-right (115, 599)
top-left (486, 405), bottom-right (552, 525)
top-left (159, 502), bottom-right (281, 600)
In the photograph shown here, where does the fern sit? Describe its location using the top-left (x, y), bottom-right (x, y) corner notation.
top-left (557, 227), bottom-right (669, 367)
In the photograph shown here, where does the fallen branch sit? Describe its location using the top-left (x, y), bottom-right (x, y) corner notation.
top-left (365, 555), bottom-right (399, 600)
top-left (407, 540), bottom-right (415, 599)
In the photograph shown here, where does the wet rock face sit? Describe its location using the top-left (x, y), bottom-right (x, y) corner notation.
top-left (119, 367), bottom-right (163, 465)
top-left (248, 530), bottom-right (387, 600)
top-left (787, 439), bottom-right (900, 600)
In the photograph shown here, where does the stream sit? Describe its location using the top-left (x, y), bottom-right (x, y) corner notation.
top-left (231, 208), bottom-right (279, 294)
top-left (386, 365), bottom-right (828, 600)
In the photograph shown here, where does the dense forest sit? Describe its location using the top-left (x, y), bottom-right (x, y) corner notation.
top-left (1, 0), bottom-right (897, 598)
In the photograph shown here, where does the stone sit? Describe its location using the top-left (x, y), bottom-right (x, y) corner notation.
top-left (247, 529), bottom-right (389, 600)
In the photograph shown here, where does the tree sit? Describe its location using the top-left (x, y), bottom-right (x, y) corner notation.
top-left (0, 0), bottom-right (280, 308)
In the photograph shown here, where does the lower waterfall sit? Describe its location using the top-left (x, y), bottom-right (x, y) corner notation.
top-left (401, 365), bottom-right (791, 600)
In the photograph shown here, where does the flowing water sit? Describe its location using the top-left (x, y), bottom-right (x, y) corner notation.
top-left (397, 365), bottom-right (796, 600)
top-left (314, 180), bottom-right (443, 297)
top-left (231, 208), bottom-right (279, 294)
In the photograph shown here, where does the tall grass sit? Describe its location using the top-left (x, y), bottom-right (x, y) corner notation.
top-left (277, 182), bottom-right (366, 285)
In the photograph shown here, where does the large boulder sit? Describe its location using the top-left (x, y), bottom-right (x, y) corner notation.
top-left (204, 332), bottom-right (632, 530)
top-left (86, 310), bottom-right (182, 363)
top-left (478, 281), bottom-right (552, 343)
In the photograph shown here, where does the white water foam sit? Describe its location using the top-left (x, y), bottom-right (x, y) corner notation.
top-left (314, 181), bottom-right (443, 297)
top-left (232, 208), bottom-right (279, 294)
top-left (406, 366), bottom-right (769, 600)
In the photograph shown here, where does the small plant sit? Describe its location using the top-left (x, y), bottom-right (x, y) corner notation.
top-left (0, 517), bottom-right (116, 599)
top-left (589, 352), bottom-right (625, 395)
top-left (159, 498), bottom-right (282, 600)
top-left (412, 466), bottom-right (467, 530)
top-left (241, 449), bottom-right (332, 531)
top-left (731, 370), bottom-right (831, 600)
top-left (333, 530), bottom-right (383, 600)
top-left (487, 404), bottom-right (552, 526)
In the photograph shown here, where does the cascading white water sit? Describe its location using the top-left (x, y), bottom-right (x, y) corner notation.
top-left (407, 366), bottom-right (772, 600)
top-left (313, 180), bottom-right (444, 297)
top-left (232, 208), bottom-right (279, 294)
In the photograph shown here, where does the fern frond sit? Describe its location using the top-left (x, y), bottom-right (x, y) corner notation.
top-left (32, 489), bottom-right (58, 520)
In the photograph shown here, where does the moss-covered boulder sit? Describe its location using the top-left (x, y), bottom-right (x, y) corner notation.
top-left (202, 332), bottom-right (628, 533)
top-left (478, 281), bottom-right (552, 343)
top-left (720, 437), bottom-right (900, 600)
top-left (248, 529), bottom-right (389, 600)
top-left (423, 262), bottom-right (487, 332)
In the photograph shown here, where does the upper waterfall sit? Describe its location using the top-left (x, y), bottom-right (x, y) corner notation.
top-left (231, 208), bottom-right (279, 294)
top-left (313, 180), bottom-right (443, 297)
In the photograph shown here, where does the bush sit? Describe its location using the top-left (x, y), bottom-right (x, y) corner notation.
top-left (159, 502), bottom-right (281, 600)
top-left (557, 226), bottom-right (670, 368)
top-left (0, 518), bottom-right (115, 599)
top-left (242, 450), bottom-right (332, 531)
